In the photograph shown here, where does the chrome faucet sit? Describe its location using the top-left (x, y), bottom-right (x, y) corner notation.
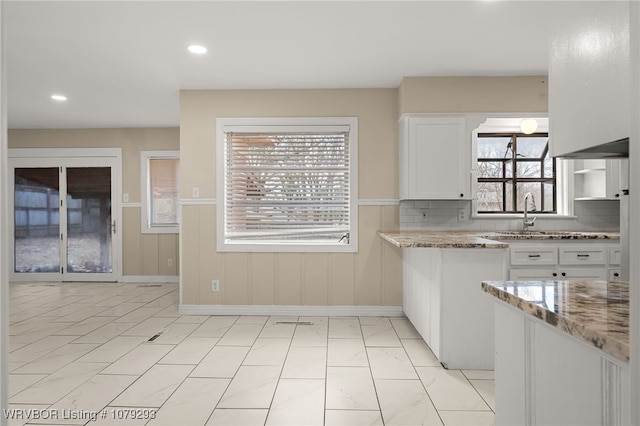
top-left (523, 192), bottom-right (537, 231)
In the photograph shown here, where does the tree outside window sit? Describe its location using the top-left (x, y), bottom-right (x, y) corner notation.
top-left (476, 133), bottom-right (555, 213)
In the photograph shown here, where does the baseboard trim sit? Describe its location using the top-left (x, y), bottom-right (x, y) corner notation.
top-left (179, 304), bottom-right (404, 317)
top-left (121, 275), bottom-right (179, 283)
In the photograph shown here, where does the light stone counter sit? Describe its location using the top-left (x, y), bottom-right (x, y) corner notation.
top-left (377, 231), bottom-right (509, 248)
top-left (377, 230), bottom-right (619, 249)
top-left (482, 279), bottom-right (629, 362)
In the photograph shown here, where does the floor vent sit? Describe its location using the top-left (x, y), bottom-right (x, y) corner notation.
top-left (137, 284), bottom-right (162, 288)
top-left (147, 332), bottom-right (163, 342)
top-left (274, 321), bottom-right (314, 325)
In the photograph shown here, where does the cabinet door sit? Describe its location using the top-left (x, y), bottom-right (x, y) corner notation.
top-left (605, 159), bottom-right (623, 199)
top-left (400, 116), bottom-right (469, 199)
top-left (511, 268), bottom-right (607, 281)
top-left (533, 322), bottom-right (603, 425)
top-left (510, 268), bottom-right (559, 280)
top-left (560, 268), bottom-right (607, 280)
top-left (574, 159), bottom-right (623, 200)
top-left (549, 2), bottom-right (630, 157)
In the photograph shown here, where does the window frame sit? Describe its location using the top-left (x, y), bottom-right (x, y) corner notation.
top-left (476, 132), bottom-right (557, 214)
top-left (216, 117), bottom-right (358, 253)
top-left (140, 150), bottom-right (180, 234)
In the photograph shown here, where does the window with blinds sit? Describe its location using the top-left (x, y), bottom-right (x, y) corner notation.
top-left (141, 151), bottom-right (180, 234)
top-left (217, 118), bottom-right (358, 252)
top-left (149, 158), bottom-right (180, 225)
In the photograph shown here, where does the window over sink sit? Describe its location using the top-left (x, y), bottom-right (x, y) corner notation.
top-left (476, 132), bottom-right (557, 214)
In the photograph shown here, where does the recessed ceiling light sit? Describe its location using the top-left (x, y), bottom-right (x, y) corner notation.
top-left (51, 94), bottom-right (67, 101)
top-left (188, 45), bottom-right (207, 54)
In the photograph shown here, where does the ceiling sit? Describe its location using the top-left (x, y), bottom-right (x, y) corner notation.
top-left (6, 1), bottom-right (579, 129)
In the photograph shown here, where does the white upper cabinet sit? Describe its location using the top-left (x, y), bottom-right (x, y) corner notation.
top-left (574, 159), bottom-right (623, 200)
top-left (549, 2), bottom-right (630, 157)
top-left (399, 114), bottom-right (470, 200)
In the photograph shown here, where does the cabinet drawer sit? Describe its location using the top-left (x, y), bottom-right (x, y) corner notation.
top-left (510, 246), bottom-right (557, 266)
top-left (609, 247), bottom-right (621, 266)
top-left (559, 246), bottom-right (606, 265)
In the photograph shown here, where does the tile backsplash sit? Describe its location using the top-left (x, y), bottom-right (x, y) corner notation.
top-left (399, 199), bottom-right (620, 232)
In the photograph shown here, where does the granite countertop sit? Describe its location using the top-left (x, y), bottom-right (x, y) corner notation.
top-left (377, 231), bottom-right (509, 248)
top-left (482, 279), bottom-right (629, 363)
top-left (377, 230), bottom-right (619, 248)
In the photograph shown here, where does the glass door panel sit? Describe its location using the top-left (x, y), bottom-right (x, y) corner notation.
top-left (13, 167), bottom-right (61, 273)
top-left (65, 167), bottom-right (113, 274)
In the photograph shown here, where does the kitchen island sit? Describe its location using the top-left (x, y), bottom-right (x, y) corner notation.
top-left (378, 230), bottom-right (620, 370)
top-left (482, 279), bottom-right (630, 425)
top-left (379, 231), bottom-right (510, 369)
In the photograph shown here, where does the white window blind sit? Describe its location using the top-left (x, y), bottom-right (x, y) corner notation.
top-left (149, 158), bottom-right (180, 225)
top-left (224, 129), bottom-right (351, 243)
top-left (140, 151), bottom-right (179, 234)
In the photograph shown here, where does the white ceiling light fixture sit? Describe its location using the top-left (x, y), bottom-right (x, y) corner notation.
top-left (51, 94), bottom-right (67, 101)
top-left (187, 44), bottom-right (207, 54)
top-left (520, 118), bottom-right (538, 134)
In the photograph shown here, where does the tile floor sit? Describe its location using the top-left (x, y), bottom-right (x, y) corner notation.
top-left (7, 282), bottom-right (495, 426)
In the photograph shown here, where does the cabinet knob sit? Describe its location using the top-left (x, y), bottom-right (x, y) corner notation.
top-left (561, 272), bottom-right (566, 277)
top-left (552, 273), bottom-right (557, 277)
top-left (460, 193), bottom-right (464, 198)
top-left (614, 273), bottom-right (620, 277)
top-left (615, 193), bottom-right (620, 198)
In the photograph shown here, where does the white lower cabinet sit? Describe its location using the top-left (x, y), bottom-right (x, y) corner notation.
top-left (495, 303), bottom-right (630, 426)
top-left (402, 247), bottom-right (507, 370)
top-left (510, 268), bottom-right (608, 281)
top-left (508, 241), bottom-right (619, 282)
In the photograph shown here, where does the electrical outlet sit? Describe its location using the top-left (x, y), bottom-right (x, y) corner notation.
top-left (192, 187), bottom-right (200, 198)
top-left (123, 193), bottom-right (129, 203)
top-left (167, 258), bottom-right (173, 267)
top-left (211, 280), bottom-right (220, 292)
top-left (457, 208), bottom-right (468, 222)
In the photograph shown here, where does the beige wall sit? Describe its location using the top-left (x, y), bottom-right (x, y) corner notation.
top-left (179, 89), bottom-right (403, 306)
top-left (7, 77), bottom-right (548, 294)
top-left (398, 76), bottom-right (548, 115)
top-left (8, 128), bottom-right (180, 277)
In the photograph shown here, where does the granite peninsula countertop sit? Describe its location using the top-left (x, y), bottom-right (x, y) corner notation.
top-left (377, 230), bottom-right (619, 248)
top-left (482, 279), bottom-right (629, 363)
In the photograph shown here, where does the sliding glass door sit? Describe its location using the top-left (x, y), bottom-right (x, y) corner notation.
top-left (64, 167), bottom-right (113, 276)
top-left (13, 167), bottom-right (61, 276)
top-left (10, 153), bottom-right (120, 282)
